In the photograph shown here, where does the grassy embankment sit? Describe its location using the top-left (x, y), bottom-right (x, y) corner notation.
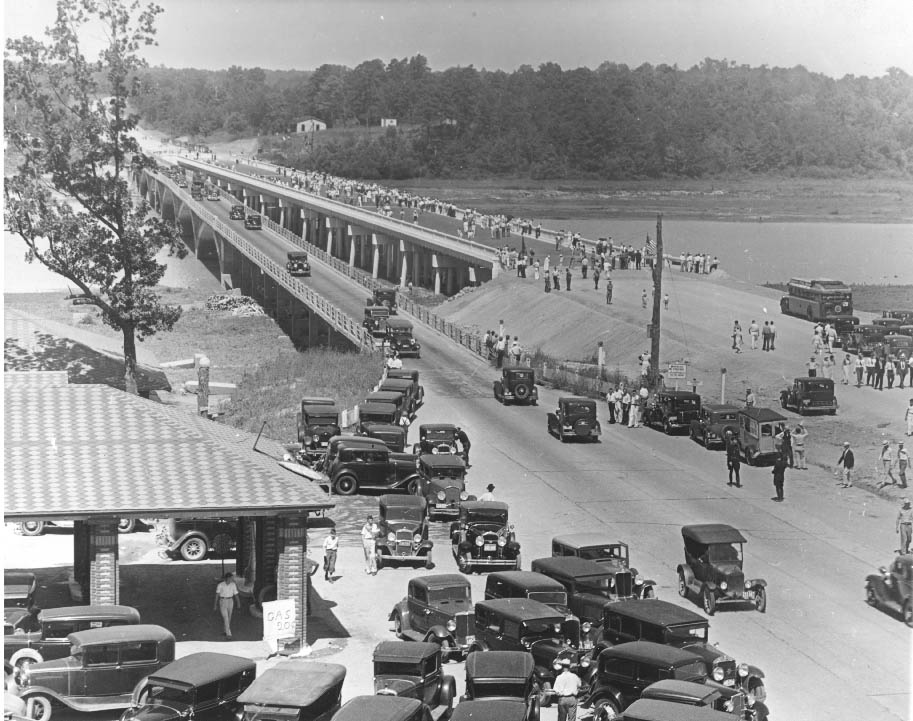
top-left (4, 289), bottom-right (380, 443)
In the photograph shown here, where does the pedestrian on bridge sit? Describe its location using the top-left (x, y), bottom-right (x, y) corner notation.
top-left (906, 398), bottom-right (913, 436)
top-left (898, 442), bottom-right (909, 488)
top-left (896, 498), bottom-right (913, 554)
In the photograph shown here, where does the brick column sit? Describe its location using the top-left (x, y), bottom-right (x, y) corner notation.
top-left (276, 516), bottom-right (308, 652)
top-left (88, 519), bottom-right (119, 606)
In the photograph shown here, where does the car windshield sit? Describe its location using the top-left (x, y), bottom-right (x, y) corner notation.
top-left (361, 411), bottom-right (395, 423)
top-left (664, 623), bottom-right (709, 645)
top-left (423, 429), bottom-right (455, 442)
top-left (147, 683), bottom-right (194, 706)
top-left (672, 397), bottom-right (699, 408)
top-left (374, 661), bottom-right (422, 677)
top-left (577, 545), bottom-right (626, 562)
top-left (800, 381), bottom-right (831, 392)
top-left (467, 511), bottom-right (508, 526)
top-left (528, 591), bottom-right (568, 606)
top-left (428, 586), bottom-right (471, 605)
top-left (424, 466), bottom-right (465, 480)
top-left (510, 372), bottom-right (533, 381)
top-left (470, 680), bottom-right (528, 699)
top-left (306, 415), bottom-right (338, 426)
top-left (520, 619), bottom-right (563, 638)
top-left (389, 328), bottom-right (412, 337)
top-left (712, 412), bottom-right (738, 422)
top-left (670, 661), bottom-right (707, 682)
top-left (385, 507), bottom-right (423, 523)
top-left (563, 403), bottom-right (594, 415)
top-left (708, 543), bottom-right (742, 564)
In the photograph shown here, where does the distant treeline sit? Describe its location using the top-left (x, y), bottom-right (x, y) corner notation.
top-left (131, 57), bottom-right (913, 179)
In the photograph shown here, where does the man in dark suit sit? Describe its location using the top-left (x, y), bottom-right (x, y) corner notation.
top-left (837, 442), bottom-right (855, 487)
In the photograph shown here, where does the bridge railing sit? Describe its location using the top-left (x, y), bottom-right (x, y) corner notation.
top-left (150, 170), bottom-right (375, 352)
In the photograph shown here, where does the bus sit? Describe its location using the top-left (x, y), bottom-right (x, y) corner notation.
top-left (779, 278), bottom-right (853, 323)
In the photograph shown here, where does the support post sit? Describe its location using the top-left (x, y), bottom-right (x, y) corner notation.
top-left (649, 214), bottom-right (663, 386)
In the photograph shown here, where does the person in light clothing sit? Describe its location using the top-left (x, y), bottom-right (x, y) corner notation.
top-left (906, 398), bottom-right (913, 436)
top-left (878, 441), bottom-right (897, 488)
top-left (322, 528), bottom-right (338, 582)
top-left (553, 658), bottom-right (581, 721)
top-left (897, 498), bottom-right (913, 554)
top-left (361, 515), bottom-right (380, 575)
top-left (479, 484), bottom-right (495, 502)
top-left (213, 572), bottom-right (239, 638)
top-left (897, 442), bottom-right (909, 488)
top-left (792, 423), bottom-right (809, 470)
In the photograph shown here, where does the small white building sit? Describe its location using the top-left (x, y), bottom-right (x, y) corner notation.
top-left (296, 118), bottom-right (327, 133)
top-left (380, 118), bottom-right (397, 128)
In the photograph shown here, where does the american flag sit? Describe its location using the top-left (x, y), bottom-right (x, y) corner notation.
top-left (646, 235), bottom-right (656, 256)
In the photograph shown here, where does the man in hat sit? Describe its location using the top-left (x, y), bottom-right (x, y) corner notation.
top-left (771, 452), bottom-right (788, 502)
top-left (455, 426), bottom-right (471, 467)
top-left (479, 484), bottom-right (495, 502)
top-left (322, 527), bottom-right (338, 582)
top-left (898, 441), bottom-right (909, 488)
top-left (725, 430), bottom-right (742, 488)
top-left (553, 657), bottom-right (582, 721)
top-left (792, 423), bottom-right (809, 469)
top-left (878, 441), bottom-right (897, 488)
top-left (897, 498), bottom-right (913, 554)
top-left (837, 442), bottom-right (855, 487)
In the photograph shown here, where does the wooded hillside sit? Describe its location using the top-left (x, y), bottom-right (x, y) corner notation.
top-left (130, 57), bottom-right (913, 179)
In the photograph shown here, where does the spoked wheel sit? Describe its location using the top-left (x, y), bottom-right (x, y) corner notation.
top-left (865, 583), bottom-right (877, 606)
top-left (393, 615), bottom-right (404, 638)
top-left (592, 698), bottom-right (621, 721)
top-left (118, 518), bottom-right (136, 533)
top-left (26, 695), bottom-right (53, 721)
top-left (677, 571), bottom-right (688, 598)
top-left (19, 521), bottom-right (46, 537)
top-left (754, 587), bottom-right (767, 613)
top-left (702, 586), bottom-right (717, 615)
top-left (179, 536), bottom-right (208, 562)
top-left (334, 475), bottom-right (357, 495)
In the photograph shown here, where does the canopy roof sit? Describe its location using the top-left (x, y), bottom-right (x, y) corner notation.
top-left (681, 524), bottom-right (747, 545)
top-left (373, 641), bottom-right (439, 662)
top-left (600, 641), bottom-right (702, 667)
top-left (532, 556), bottom-right (613, 579)
top-left (606, 600), bottom-right (706, 627)
top-left (238, 662), bottom-right (346, 706)
top-left (465, 650), bottom-right (535, 680)
top-left (150, 653), bottom-right (255, 687)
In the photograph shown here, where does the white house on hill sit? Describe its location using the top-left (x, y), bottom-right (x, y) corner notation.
top-left (296, 118), bottom-right (327, 133)
top-left (380, 118), bottom-right (397, 127)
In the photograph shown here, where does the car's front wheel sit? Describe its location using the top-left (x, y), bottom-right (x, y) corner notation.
top-left (334, 475), bottom-right (357, 495)
top-left (677, 570), bottom-right (688, 598)
top-left (865, 583), bottom-right (878, 606)
top-left (26, 695), bottom-right (53, 721)
top-left (904, 599), bottom-right (913, 628)
top-left (754, 587), bottom-right (767, 613)
top-left (393, 614), bottom-right (404, 638)
top-left (537, 681), bottom-right (553, 708)
top-left (118, 519), bottom-right (136, 533)
top-left (592, 697), bottom-right (621, 721)
top-left (19, 521), bottom-right (46, 537)
top-left (702, 585), bottom-right (717, 615)
top-left (179, 536), bottom-right (208, 562)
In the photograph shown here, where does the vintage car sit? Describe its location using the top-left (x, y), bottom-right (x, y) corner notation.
top-left (688, 404), bottom-right (740, 449)
top-left (244, 214), bottom-right (262, 230)
top-left (364, 306), bottom-right (392, 338)
top-left (585, 641), bottom-right (708, 721)
top-left (370, 288), bottom-right (399, 314)
top-left (493, 368), bottom-right (539, 406)
top-left (4, 573), bottom-right (37, 609)
top-left (779, 377), bottom-right (838, 415)
top-left (296, 403), bottom-right (340, 461)
top-left (16, 625), bottom-right (175, 721)
top-left (157, 518), bottom-right (238, 562)
top-left (645, 391), bottom-right (701, 435)
top-left (372, 642), bottom-right (455, 720)
top-left (833, 316), bottom-right (860, 348)
top-left (385, 317), bottom-right (421, 358)
top-left (358, 402), bottom-right (402, 430)
top-left (621, 698), bottom-right (736, 721)
top-left (205, 188), bottom-right (220, 201)
top-left (229, 204), bottom-right (246, 220)
top-left (330, 696), bottom-right (431, 721)
top-left (418, 455), bottom-right (473, 522)
top-left (376, 495), bottom-right (434, 569)
top-left (866, 554), bottom-right (913, 628)
top-left (16, 518), bottom-right (139, 536)
top-left (640, 680), bottom-right (754, 719)
top-left (360, 422), bottom-right (408, 452)
top-left (883, 309), bottom-right (913, 324)
top-left (413, 425), bottom-right (460, 456)
top-left (883, 333), bottom-right (913, 356)
top-left (237, 661), bottom-right (346, 721)
top-left (459, 651), bottom-right (540, 721)
top-left (321, 437), bottom-right (420, 496)
top-left (872, 317), bottom-right (904, 331)
top-left (175, 178), bottom-right (188, 188)
top-left (367, 391), bottom-right (409, 419)
top-left (547, 397), bottom-right (601, 443)
top-left (848, 324), bottom-right (886, 354)
top-left (484, 572), bottom-right (569, 610)
top-left (598, 600), bottom-right (766, 702)
top-left (899, 325), bottom-right (913, 339)
top-left (549, 535), bottom-right (656, 600)
top-left (390, 574), bottom-right (475, 662)
top-left (386, 368), bottom-right (425, 407)
top-left (734, 408), bottom-right (787, 466)
top-left (121, 652), bottom-right (256, 721)
top-left (286, 251), bottom-right (311, 277)
top-left (677, 525), bottom-right (767, 615)
top-left (379, 377), bottom-right (419, 418)
top-left (5, 605), bottom-right (141, 668)
top-left (470, 599), bottom-right (590, 706)
top-left (450, 502), bottom-right (521, 574)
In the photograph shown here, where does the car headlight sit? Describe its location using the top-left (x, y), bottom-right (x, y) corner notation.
top-left (312, 434), bottom-right (320, 442)
top-left (712, 667), bottom-right (725, 682)
top-left (460, 491), bottom-right (469, 500)
top-left (720, 581), bottom-right (728, 591)
top-left (413, 534), bottom-right (422, 543)
top-left (387, 532), bottom-right (395, 542)
top-left (634, 575), bottom-right (643, 585)
top-left (432, 447), bottom-right (439, 454)
top-left (744, 581), bottom-right (751, 590)
top-left (608, 577), bottom-right (615, 588)
top-left (580, 657), bottom-right (591, 668)
top-left (446, 620), bottom-right (457, 632)
top-left (437, 491), bottom-right (446, 501)
top-left (738, 663), bottom-right (749, 677)
top-left (475, 536), bottom-right (484, 547)
top-left (497, 537), bottom-right (507, 547)
top-left (581, 622), bottom-right (592, 633)
top-left (553, 661), bottom-right (563, 671)
top-left (669, 415), bottom-right (678, 421)
top-left (449, 444), bottom-right (457, 453)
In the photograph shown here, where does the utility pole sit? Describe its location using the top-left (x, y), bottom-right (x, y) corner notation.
top-left (649, 214), bottom-right (663, 386)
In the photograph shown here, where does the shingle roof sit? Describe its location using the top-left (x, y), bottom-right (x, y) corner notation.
top-left (4, 383), bottom-right (334, 520)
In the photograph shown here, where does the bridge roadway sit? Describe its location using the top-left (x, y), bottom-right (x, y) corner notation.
top-left (175, 158), bottom-right (499, 294)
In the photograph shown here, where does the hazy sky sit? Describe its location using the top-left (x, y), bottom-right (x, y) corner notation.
top-left (5, 0), bottom-right (913, 77)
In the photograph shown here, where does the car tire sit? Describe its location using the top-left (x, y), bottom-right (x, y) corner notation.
top-left (642, 586), bottom-right (656, 599)
top-left (425, 554), bottom-right (434, 570)
top-left (663, 419), bottom-right (673, 435)
top-left (334, 475), bottom-right (358, 495)
top-left (904, 599), bottom-right (913, 629)
top-left (677, 570), bottom-right (688, 598)
top-left (592, 697), bottom-right (621, 721)
top-left (376, 554), bottom-right (384, 571)
top-left (14, 653), bottom-right (41, 671)
top-left (19, 521), bottom-right (46, 537)
top-left (865, 583), bottom-right (878, 606)
top-left (754, 586), bottom-right (767, 613)
top-left (573, 419), bottom-right (592, 438)
top-left (439, 677), bottom-right (456, 719)
top-left (514, 383), bottom-right (531, 401)
top-left (406, 479), bottom-right (419, 495)
top-left (702, 586), bottom-right (717, 615)
top-left (179, 536), bottom-right (208, 562)
top-left (26, 695), bottom-right (53, 721)
top-left (393, 614), bottom-right (404, 638)
top-left (118, 519), bottom-right (136, 533)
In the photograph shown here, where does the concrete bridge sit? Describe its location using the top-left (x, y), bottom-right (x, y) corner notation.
top-left (172, 158), bottom-right (498, 296)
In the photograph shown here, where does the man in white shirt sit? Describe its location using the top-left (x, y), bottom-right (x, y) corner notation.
top-left (479, 484), bottom-right (495, 502)
top-left (553, 658), bottom-right (581, 721)
top-left (361, 515), bottom-right (380, 575)
top-left (322, 528), bottom-right (338, 582)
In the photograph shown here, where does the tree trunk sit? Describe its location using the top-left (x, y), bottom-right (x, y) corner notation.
top-left (122, 325), bottom-right (139, 396)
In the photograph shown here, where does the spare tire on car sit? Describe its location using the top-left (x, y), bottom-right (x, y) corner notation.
top-left (513, 383), bottom-right (531, 400)
top-left (573, 419), bottom-right (592, 437)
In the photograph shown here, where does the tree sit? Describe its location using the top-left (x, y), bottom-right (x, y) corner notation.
top-left (4, 0), bottom-right (186, 395)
